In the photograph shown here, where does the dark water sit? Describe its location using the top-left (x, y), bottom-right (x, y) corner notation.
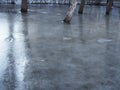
top-left (0, 4), bottom-right (120, 90)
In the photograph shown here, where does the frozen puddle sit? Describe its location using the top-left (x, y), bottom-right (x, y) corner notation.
top-left (40, 59), bottom-right (45, 62)
top-left (97, 38), bottom-right (112, 43)
top-left (63, 37), bottom-right (72, 41)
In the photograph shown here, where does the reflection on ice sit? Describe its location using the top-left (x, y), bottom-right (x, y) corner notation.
top-left (0, 18), bottom-right (9, 80)
top-left (0, 20), bottom-right (9, 41)
top-left (13, 14), bottom-right (29, 90)
top-left (0, 12), bottom-right (30, 90)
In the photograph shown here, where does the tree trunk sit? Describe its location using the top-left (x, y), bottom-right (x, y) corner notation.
top-left (63, 0), bottom-right (77, 23)
top-left (106, 0), bottom-right (114, 15)
top-left (21, 0), bottom-right (28, 12)
top-left (78, 0), bottom-right (86, 14)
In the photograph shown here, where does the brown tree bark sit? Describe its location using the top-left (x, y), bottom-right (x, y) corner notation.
top-left (21, 0), bottom-right (28, 12)
top-left (63, 0), bottom-right (77, 23)
top-left (78, 0), bottom-right (86, 14)
top-left (106, 0), bottom-right (114, 15)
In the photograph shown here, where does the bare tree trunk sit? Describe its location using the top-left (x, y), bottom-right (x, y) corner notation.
top-left (106, 0), bottom-right (114, 15)
top-left (21, 0), bottom-right (28, 12)
top-left (63, 0), bottom-right (77, 23)
top-left (78, 0), bottom-right (86, 14)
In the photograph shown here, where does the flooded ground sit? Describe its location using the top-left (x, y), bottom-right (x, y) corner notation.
top-left (0, 4), bottom-right (120, 90)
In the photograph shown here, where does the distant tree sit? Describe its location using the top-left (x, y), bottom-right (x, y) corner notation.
top-left (21, 0), bottom-right (28, 12)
